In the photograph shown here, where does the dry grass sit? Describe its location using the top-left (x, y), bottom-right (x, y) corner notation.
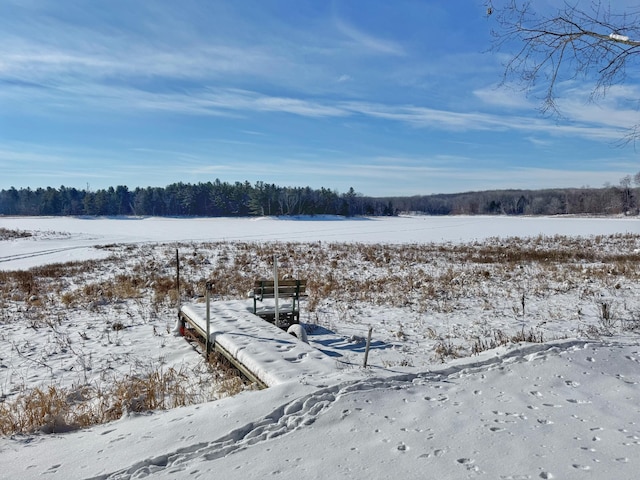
top-left (471, 328), bottom-right (545, 355)
top-left (2, 233), bottom-right (640, 435)
top-left (0, 227), bottom-right (32, 240)
top-left (4, 234), bottom-right (640, 324)
top-left (0, 357), bottom-right (248, 435)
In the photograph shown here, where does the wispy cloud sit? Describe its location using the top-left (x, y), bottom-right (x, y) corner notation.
top-left (1, 3), bottom-right (390, 98)
top-left (6, 1), bottom-right (621, 142)
top-left (341, 101), bottom-right (628, 140)
top-left (0, 40), bottom-right (284, 85)
top-left (556, 85), bottom-right (640, 131)
top-left (525, 136), bottom-right (554, 147)
top-left (2, 74), bottom-right (629, 142)
top-left (1, 1), bottom-right (637, 194)
top-left (473, 85), bottom-right (536, 110)
top-left (0, 146), bottom-right (115, 187)
top-left (333, 17), bottom-right (406, 56)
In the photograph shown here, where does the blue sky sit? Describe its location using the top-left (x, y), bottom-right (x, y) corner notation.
top-left (1, 0), bottom-right (639, 196)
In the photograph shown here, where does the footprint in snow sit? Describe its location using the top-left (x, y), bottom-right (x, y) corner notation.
top-left (456, 457), bottom-right (481, 473)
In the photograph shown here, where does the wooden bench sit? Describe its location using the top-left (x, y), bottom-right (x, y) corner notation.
top-left (250, 279), bottom-right (307, 326)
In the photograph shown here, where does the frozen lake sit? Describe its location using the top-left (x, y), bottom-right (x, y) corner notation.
top-left (1, 215), bottom-right (638, 270)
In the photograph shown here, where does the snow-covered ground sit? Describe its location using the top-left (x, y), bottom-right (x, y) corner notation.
top-left (1, 215), bottom-right (639, 479)
top-left (1, 215), bottom-right (638, 270)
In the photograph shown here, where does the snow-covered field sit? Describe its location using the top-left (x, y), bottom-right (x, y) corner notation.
top-left (1, 215), bottom-right (639, 479)
top-left (1, 215), bottom-right (638, 270)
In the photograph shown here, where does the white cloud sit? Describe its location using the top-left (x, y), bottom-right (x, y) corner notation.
top-left (1, 75), bottom-right (629, 142)
top-left (340, 100), bottom-right (628, 140)
top-left (556, 85), bottom-right (640, 130)
top-left (525, 136), bottom-right (554, 147)
top-left (473, 85), bottom-right (535, 110)
top-left (333, 17), bottom-right (406, 56)
top-left (0, 39), bottom-right (283, 84)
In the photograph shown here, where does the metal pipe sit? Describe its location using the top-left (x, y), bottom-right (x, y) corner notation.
top-left (363, 326), bottom-right (373, 367)
top-left (205, 281), bottom-right (212, 360)
top-left (274, 255), bottom-right (280, 327)
top-left (176, 249), bottom-right (180, 313)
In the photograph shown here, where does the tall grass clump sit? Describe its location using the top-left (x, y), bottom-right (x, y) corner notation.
top-left (0, 361), bottom-right (248, 435)
top-left (0, 228), bottom-right (32, 240)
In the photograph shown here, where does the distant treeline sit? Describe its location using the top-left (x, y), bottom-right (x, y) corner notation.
top-left (0, 179), bottom-right (638, 217)
top-left (384, 185), bottom-right (638, 216)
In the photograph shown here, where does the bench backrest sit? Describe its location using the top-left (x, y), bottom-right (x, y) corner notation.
top-left (253, 279), bottom-right (306, 299)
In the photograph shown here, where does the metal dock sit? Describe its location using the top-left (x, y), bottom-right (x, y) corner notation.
top-left (178, 300), bottom-right (338, 388)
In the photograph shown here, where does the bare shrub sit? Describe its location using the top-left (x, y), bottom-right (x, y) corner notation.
top-left (0, 228), bottom-right (33, 240)
top-left (586, 300), bottom-right (619, 337)
top-left (434, 338), bottom-right (463, 362)
top-left (471, 328), bottom-right (544, 355)
top-left (60, 291), bottom-right (78, 308)
top-left (511, 328), bottom-right (544, 344)
top-left (0, 386), bottom-right (81, 435)
top-left (0, 362), bottom-right (247, 435)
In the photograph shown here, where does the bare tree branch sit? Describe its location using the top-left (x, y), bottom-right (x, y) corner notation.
top-left (486, 0), bottom-right (640, 137)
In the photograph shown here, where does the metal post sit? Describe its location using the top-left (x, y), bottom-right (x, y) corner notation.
top-left (274, 255), bottom-right (280, 327)
top-left (363, 326), bottom-right (373, 367)
top-left (205, 281), bottom-right (212, 360)
top-left (176, 249), bottom-right (180, 312)
top-left (176, 249), bottom-right (184, 336)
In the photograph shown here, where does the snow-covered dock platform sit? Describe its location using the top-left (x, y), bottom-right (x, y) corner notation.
top-left (179, 301), bottom-right (338, 388)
